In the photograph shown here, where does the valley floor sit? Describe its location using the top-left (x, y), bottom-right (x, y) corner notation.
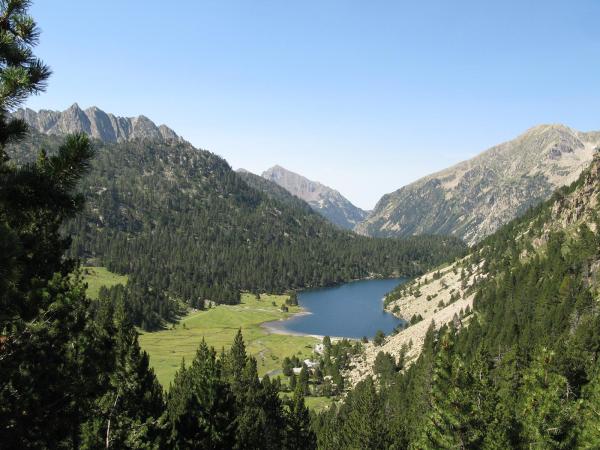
top-left (138, 293), bottom-right (320, 387)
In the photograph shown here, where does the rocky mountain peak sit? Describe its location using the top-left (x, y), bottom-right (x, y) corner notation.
top-left (357, 124), bottom-right (600, 245)
top-left (261, 165), bottom-right (368, 230)
top-left (13, 104), bottom-right (187, 144)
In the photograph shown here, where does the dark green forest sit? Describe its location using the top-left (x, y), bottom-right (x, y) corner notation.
top-left (9, 131), bottom-right (465, 329)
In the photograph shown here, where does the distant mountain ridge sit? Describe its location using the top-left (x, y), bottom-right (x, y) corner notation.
top-left (13, 103), bottom-right (186, 144)
top-left (261, 165), bottom-right (368, 229)
top-left (356, 124), bottom-right (600, 245)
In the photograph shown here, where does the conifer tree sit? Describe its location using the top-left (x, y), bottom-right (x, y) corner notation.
top-left (340, 377), bottom-right (391, 449)
top-left (0, 3), bottom-right (103, 446)
top-left (298, 363), bottom-right (310, 396)
top-left (80, 300), bottom-right (164, 449)
top-left (579, 371), bottom-right (600, 448)
top-left (166, 340), bottom-right (236, 449)
top-left (285, 383), bottom-right (316, 450)
top-left (518, 348), bottom-right (577, 449)
top-left (413, 333), bottom-right (483, 449)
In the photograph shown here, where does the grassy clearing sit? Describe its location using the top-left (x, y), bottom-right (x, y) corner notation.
top-left (279, 393), bottom-right (335, 413)
top-left (139, 293), bottom-right (319, 388)
top-left (82, 266), bottom-right (128, 299)
top-left (303, 396), bottom-right (335, 413)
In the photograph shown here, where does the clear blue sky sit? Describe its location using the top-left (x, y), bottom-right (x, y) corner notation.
top-left (25, 1), bottom-right (600, 209)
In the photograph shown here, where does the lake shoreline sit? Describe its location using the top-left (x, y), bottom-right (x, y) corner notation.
top-left (262, 278), bottom-right (406, 340)
top-left (261, 314), bottom-right (351, 341)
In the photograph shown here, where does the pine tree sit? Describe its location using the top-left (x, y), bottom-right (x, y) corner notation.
top-left (166, 340), bottom-right (236, 449)
top-left (284, 383), bottom-right (316, 450)
top-left (80, 300), bottom-right (165, 449)
top-left (340, 377), bottom-right (391, 449)
top-left (579, 371), bottom-right (600, 448)
top-left (0, 3), bottom-right (103, 445)
top-left (298, 363), bottom-right (310, 396)
top-left (413, 333), bottom-right (483, 449)
top-left (518, 348), bottom-right (577, 449)
top-left (258, 375), bottom-right (287, 450)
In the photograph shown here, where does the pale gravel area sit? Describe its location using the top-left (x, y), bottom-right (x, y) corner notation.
top-left (346, 259), bottom-right (485, 386)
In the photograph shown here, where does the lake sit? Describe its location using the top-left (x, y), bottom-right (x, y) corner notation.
top-left (265, 278), bottom-right (406, 339)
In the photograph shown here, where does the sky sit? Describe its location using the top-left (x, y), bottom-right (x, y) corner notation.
top-left (24, 1), bottom-right (600, 210)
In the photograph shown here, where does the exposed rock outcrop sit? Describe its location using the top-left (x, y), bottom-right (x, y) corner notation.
top-left (13, 103), bottom-right (186, 144)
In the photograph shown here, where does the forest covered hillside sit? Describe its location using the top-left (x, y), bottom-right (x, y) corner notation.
top-left (8, 129), bottom-right (465, 329)
top-left (315, 152), bottom-right (600, 448)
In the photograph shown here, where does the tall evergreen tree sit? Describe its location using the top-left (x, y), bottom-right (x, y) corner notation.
top-left (0, 3), bottom-right (108, 446)
top-left (166, 340), bottom-right (236, 449)
top-left (413, 333), bottom-right (485, 449)
top-left (80, 300), bottom-right (164, 449)
top-left (284, 384), bottom-right (316, 450)
top-left (518, 349), bottom-right (577, 449)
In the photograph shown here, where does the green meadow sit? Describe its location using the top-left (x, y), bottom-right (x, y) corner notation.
top-left (80, 268), bottom-right (323, 401)
top-left (139, 293), bottom-right (320, 388)
top-left (82, 266), bottom-right (128, 299)
top-left (81, 267), bottom-right (332, 410)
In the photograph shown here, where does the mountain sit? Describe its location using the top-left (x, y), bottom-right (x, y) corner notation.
top-left (319, 152), bottom-right (600, 448)
top-left (236, 169), bottom-right (314, 212)
top-left (356, 124), bottom-right (600, 245)
top-left (8, 118), bottom-right (465, 330)
top-left (13, 103), bottom-right (186, 144)
top-left (262, 165), bottom-right (368, 230)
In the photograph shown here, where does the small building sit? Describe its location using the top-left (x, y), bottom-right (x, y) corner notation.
top-left (292, 367), bottom-right (303, 375)
top-left (314, 343), bottom-right (325, 355)
top-left (303, 359), bottom-right (318, 369)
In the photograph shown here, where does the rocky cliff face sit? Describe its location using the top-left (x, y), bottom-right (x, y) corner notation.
top-left (356, 124), bottom-right (600, 245)
top-left (13, 103), bottom-right (186, 144)
top-left (262, 165), bottom-right (368, 229)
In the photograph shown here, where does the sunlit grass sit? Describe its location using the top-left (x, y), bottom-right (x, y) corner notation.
top-left (139, 293), bottom-right (319, 388)
top-left (82, 266), bottom-right (128, 299)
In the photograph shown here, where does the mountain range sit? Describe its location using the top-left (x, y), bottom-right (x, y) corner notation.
top-left (356, 124), bottom-right (600, 245)
top-left (261, 165), bottom-right (368, 230)
top-left (13, 103), bottom-right (186, 144)
top-left (17, 104), bottom-right (598, 248)
top-left (7, 107), bottom-right (464, 329)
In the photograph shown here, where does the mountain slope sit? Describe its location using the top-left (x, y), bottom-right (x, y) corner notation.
top-left (320, 152), bottom-right (600, 448)
top-left (236, 169), bottom-right (313, 212)
top-left (356, 124), bottom-right (600, 245)
top-left (13, 103), bottom-right (185, 144)
top-left (350, 150), bottom-right (600, 384)
top-left (262, 165), bottom-right (368, 229)
top-left (8, 121), bottom-right (465, 329)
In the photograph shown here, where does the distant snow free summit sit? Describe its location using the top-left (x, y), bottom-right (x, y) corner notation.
top-left (13, 103), bottom-right (187, 144)
top-left (262, 165), bottom-right (368, 230)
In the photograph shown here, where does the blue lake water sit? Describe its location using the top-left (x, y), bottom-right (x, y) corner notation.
top-left (267, 278), bottom-right (406, 339)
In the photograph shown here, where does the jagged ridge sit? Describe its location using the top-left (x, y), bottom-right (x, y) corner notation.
top-left (13, 103), bottom-right (186, 144)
